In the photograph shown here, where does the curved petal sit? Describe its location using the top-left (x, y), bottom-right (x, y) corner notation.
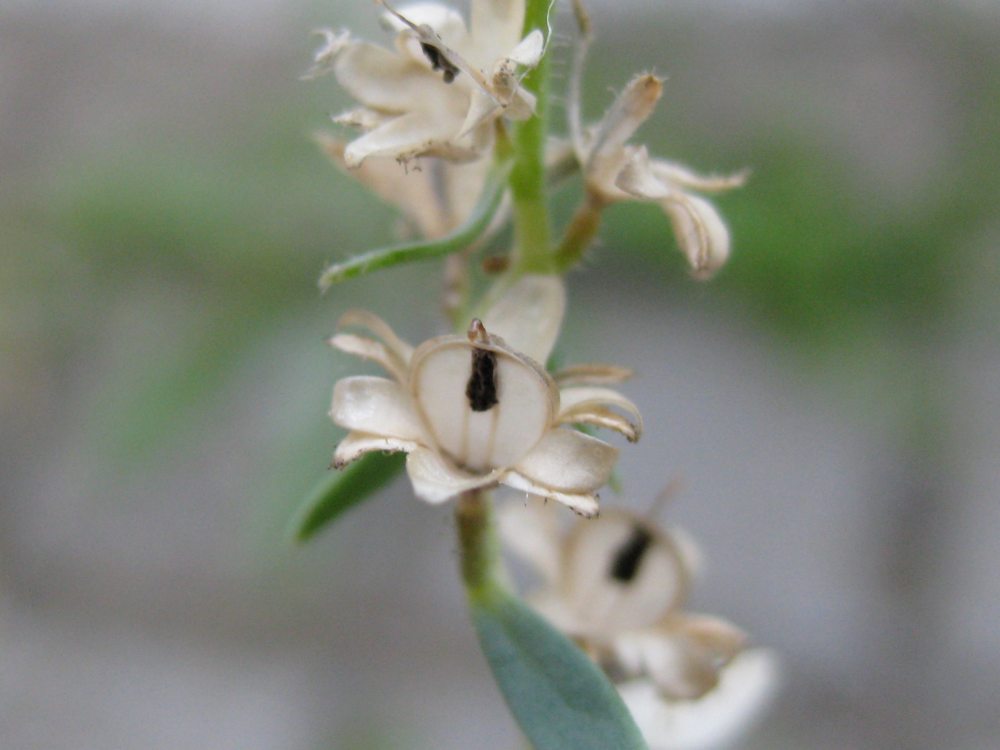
top-left (330, 376), bottom-right (425, 441)
top-left (661, 193), bottom-right (731, 280)
top-left (649, 159), bottom-right (749, 194)
top-left (557, 387), bottom-right (643, 442)
top-left (337, 309), bottom-right (415, 364)
top-left (497, 495), bottom-right (563, 585)
top-left (481, 274), bottom-right (566, 364)
top-left (507, 29), bottom-right (545, 66)
top-left (332, 430), bottom-right (422, 468)
top-left (343, 110), bottom-right (473, 167)
top-left (501, 471), bottom-right (599, 518)
top-left (616, 145), bottom-right (670, 200)
top-left (513, 428), bottom-right (618, 495)
top-left (553, 363), bottom-right (633, 387)
top-left (617, 650), bottom-right (779, 750)
top-left (328, 333), bottom-right (410, 383)
top-left (586, 74), bottom-right (662, 170)
top-left (405, 446), bottom-right (499, 503)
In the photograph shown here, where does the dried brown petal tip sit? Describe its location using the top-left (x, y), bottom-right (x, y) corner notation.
top-left (467, 318), bottom-right (490, 344)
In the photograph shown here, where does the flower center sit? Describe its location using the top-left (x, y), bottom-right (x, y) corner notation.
top-left (466, 347), bottom-right (499, 411)
top-left (609, 524), bottom-right (652, 583)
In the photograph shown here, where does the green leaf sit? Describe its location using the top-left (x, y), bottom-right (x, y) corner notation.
top-left (318, 161), bottom-right (512, 290)
top-left (470, 587), bottom-right (648, 750)
top-left (289, 452), bottom-right (405, 543)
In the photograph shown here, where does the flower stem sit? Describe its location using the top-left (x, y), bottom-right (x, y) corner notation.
top-left (553, 191), bottom-right (606, 271)
top-left (508, 0), bottom-right (554, 275)
top-left (456, 489), bottom-right (497, 598)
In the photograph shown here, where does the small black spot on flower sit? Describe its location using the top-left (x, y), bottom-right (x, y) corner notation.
top-left (466, 348), bottom-right (499, 411)
top-left (420, 42), bottom-right (460, 84)
top-left (609, 525), bottom-right (652, 582)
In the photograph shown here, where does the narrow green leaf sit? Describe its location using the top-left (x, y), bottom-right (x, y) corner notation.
top-left (470, 587), bottom-right (648, 750)
top-left (318, 161), bottom-right (512, 290)
top-left (289, 452), bottom-right (405, 543)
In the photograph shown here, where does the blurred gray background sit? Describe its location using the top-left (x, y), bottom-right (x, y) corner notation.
top-left (2, 0), bottom-right (999, 748)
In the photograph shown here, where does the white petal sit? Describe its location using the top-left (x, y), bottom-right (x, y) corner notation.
top-left (497, 495), bottom-right (563, 584)
top-left (560, 511), bottom-right (688, 634)
top-left (557, 386), bottom-right (643, 442)
top-left (334, 41), bottom-right (439, 112)
top-left (649, 159), bottom-right (749, 194)
top-left (332, 431), bottom-right (421, 468)
top-left (458, 87), bottom-right (502, 138)
top-left (381, 2), bottom-right (468, 48)
top-left (405, 446), bottom-right (499, 503)
top-left (330, 376), bottom-right (425, 441)
top-left (501, 472), bottom-right (599, 517)
top-left (553, 363), bottom-right (634, 387)
top-left (343, 111), bottom-right (471, 167)
top-left (470, 0), bottom-right (525, 66)
top-left (318, 135), bottom-right (452, 239)
top-left (481, 274), bottom-right (566, 364)
top-left (337, 309), bottom-right (414, 364)
top-left (587, 74), bottom-right (662, 168)
top-left (661, 193), bottom-right (731, 280)
top-left (507, 29), bottom-right (544, 67)
top-left (302, 28), bottom-right (352, 79)
top-left (328, 333), bottom-right (410, 383)
top-left (527, 590), bottom-right (587, 635)
top-left (618, 650), bottom-right (779, 750)
top-left (616, 145), bottom-right (671, 200)
top-left (513, 428), bottom-right (618, 494)
top-left (410, 337), bottom-right (556, 472)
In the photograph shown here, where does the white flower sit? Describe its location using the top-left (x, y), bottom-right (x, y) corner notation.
top-left (308, 0), bottom-right (544, 168)
top-left (327, 276), bottom-right (642, 516)
top-left (572, 73), bottom-right (747, 279)
top-left (500, 499), bottom-right (777, 749)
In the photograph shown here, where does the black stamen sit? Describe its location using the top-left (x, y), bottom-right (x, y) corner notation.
top-left (420, 42), bottom-right (459, 84)
top-left (609, 525), bottom-right (653, 582)
top-left (466, 348), bottom-right (499, 412)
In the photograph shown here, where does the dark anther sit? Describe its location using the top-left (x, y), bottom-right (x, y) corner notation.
top-left (466, 347), bottom-right (499, 412)
top-left (420, 42), bottom-right (460, 83)
top-left (609, 525), bottom-right (653, 582)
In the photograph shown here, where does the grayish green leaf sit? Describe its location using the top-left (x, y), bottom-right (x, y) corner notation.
top-left (289, 452), bottom-right (405, 543)
top-left (470, 587), bottom-right (647, 750)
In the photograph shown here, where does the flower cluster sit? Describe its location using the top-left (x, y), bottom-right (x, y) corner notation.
top-left (306, 0), bottom-right (769, 745)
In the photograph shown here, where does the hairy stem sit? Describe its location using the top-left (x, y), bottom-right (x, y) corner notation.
top-left (508, 0), bottom-right (554, 274)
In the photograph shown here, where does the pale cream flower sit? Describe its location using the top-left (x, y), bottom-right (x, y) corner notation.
top-left (307, 0), bottom-right (544, 167)
top-left (500, 499), bottom-right (776, 748)
top-left (327, 276), bottom-right (642, 516)
top-left (572, 73), bottom-right (747, 279)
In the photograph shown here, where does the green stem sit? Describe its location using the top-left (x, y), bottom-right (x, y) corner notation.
top-left (508, 0), bottom-right (554, 274)
top-left (456, 489), bottom-right (497, 598)
top-left (553, 191), bottom-right (605, 271)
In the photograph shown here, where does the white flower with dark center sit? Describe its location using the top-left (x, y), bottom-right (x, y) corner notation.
top-left (500, 499), bottom-right (777, 749)
top-left (571, 73), bottom-right (747, 279)
top-left (307, 0), bottom-right (544, 167)
top-left (327, 276), bottom-right (642, 516)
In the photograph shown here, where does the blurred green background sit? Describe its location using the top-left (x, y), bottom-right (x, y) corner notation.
top-left (2, 1), bottom-right (998, 748)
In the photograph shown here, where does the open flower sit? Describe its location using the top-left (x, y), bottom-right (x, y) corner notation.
top-left (500, 498), bottom-right (776, 748)
top-left (571, 72), bottom-right (747, 279)
top-left (327, 276), bottom-right (642, 516)
top-left (307, 0), bottom-right (544, 167)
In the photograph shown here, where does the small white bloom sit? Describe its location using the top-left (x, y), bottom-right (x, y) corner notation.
top-left (327, 276), bottom-right (642, 516)
top-left (500, 499), bottom-right (776, 748)
top-left (572, 73), bottom-right (747, 279)
top-left (309, 0), bottom-right (544, 168)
